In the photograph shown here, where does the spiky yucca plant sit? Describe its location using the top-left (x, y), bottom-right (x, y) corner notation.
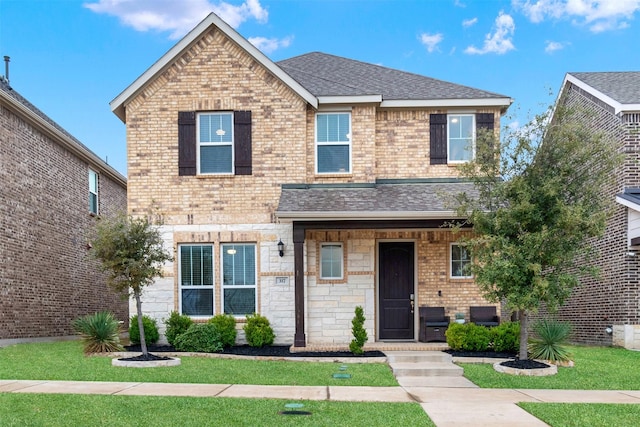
top-left (528, 318), bottom-right (572, 362)
top-left (73, 311), bottom-right (124, 354)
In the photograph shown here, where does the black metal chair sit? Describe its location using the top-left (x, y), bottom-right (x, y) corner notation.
top-left (470, 306), bottom-right (500, 327)
top-left (419, 307), bottom-right (450, 342)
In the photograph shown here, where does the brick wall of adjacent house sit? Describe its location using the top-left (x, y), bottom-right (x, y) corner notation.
top-left (124, 26), bottom-right (501, 345)
top-left (0, 103), bottom-right (128, 341)
top-left (531, 82), bottom-right (640, 346)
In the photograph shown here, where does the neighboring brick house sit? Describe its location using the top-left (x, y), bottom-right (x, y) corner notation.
top-left (546, 72), bottom-right (640, 349)
top-left (110, 13), bottom-right (512, 347)
top-left (0, 77), bottom-right (128, 344)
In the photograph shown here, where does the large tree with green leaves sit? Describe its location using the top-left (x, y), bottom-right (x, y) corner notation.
top-left (453, 105), bottom-right (621, 360)
top-left (90, 214), bottom-right (172, 357)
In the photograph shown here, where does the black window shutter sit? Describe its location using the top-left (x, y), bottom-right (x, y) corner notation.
top-left (178, 111), bottom-right (196, 176)
top-left (476, 113), bottom-right (494, 131)
top-left (234, 110), bottom-right (252, 175)
top-left (430, 114), bottom-right (447, 165)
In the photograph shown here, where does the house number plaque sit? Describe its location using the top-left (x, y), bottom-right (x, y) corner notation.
top-left (275, 276), bottom-right (289, 285)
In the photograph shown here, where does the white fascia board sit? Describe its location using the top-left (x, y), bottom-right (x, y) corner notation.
top-left (317, 95), bottom-right (382, 105)
top-left (1, 90), bottom-right (127, 187)
top-left (616, 195), bottom-right (640, 212)
top-left (564, 74), bottom-right (640, 115)
top-left (276, 210), bottom-right (463, 221)
top-left (110, 12), bottom-right (317, 122)
top-left (379, 98), bottom-right (513, 108)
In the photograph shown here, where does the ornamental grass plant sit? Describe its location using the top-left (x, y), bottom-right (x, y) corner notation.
top-left (528, 318), bottom-right (572, 362)
top-left (72, 311), bottom-right (124, 354)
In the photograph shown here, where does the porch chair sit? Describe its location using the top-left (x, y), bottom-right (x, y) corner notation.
top-left (419, 306), bottom-right (450, 342)
top-left (470, 306), bottom-right (500, 327)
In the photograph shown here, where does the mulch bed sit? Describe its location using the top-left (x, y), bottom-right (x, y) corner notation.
top-left (124, 344), bottom-right (386, 358)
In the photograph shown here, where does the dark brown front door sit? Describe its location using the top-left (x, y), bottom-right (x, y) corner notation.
top-left (379, 242), bottom-right (415, 340)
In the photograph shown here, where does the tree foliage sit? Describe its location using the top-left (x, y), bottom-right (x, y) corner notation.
top-left (453, 105), bottom-right (621, 359)
top-left (90, 214), bottom-right (172, 356)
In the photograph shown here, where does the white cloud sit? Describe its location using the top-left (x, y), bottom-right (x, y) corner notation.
top-left (462, 17), bottom-right (478, 27)
top-left (418, 33), bottom-right (444, 53)
top-left (248, 35), bottom-right (293, 53)
top-left (544, 40), bottom-right (567, 52)
top-left (84, 0), bottom-right (269, 39)
top-left (465, 11), bottom-right (516, 55)
top-left (514, 0), bottom-right (640, 32)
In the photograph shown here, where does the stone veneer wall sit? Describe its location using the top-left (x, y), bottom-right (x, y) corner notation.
top-left (0, 101), bottom-right (128, 341)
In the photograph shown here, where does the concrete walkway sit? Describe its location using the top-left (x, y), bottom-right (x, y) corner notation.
top-left (2, 378), bottom-right (640, 426)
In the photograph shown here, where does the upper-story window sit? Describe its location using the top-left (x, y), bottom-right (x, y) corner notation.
top-left (198, 112), bottom-right (234, 174)
top-left (450, 243), bottom-right (472, 278)
top-left (316, 112), bottom-right (351, 174)
top-left (88, 169), bottom-right (98, 215)
top-left (430, 113), bottom-right (493, 165)
top-left (178, 110), bottom-right (252, 177)
top-left (448, 114), bottom-right (475, 163)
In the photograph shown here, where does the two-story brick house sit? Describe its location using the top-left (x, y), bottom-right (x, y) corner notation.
top-left (547, 72), bottom-right (640, 349)
top-left (0, 76), bottom-right (128, 344)
top-left (111, 13), bottom-right (511, 347)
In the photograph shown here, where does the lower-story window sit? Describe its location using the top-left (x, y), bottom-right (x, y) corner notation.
top-left (179, 245), bottom-right (214, 316)
top-left (222, 243), bottom-right (256, 315)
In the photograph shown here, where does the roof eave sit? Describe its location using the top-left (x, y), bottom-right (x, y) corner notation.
top-left (1, 89), bottom-right (127, 187)
top-left (317, 95), bottom-right (383, 105)
top-left (276, 210), bottom-right (463, 221)
top-left (564, 73), bottom-right (635, 115)
top-left (110, 12), bottom-right (318, 123)
top-left (616, 194), bottom-right (640, 211)
top-left (379, 98), bottom-right (513, 109)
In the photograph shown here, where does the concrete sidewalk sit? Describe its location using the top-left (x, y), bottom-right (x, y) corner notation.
top-left (2, 379), bottom-right (640, 426)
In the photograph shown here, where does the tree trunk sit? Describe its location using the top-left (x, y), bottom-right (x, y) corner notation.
top-left (519, 309), bottom-right (529, 360)
top-left (134, 292), bottom-right (148, 356)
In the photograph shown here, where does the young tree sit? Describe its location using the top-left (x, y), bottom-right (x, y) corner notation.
top-left (453, 105), bottom-right (621, 360)
top-left (90, 214), bottom-right (172, 357)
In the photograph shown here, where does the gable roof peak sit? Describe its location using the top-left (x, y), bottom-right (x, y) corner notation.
top-left (565, 71), bottom-right (640, 112)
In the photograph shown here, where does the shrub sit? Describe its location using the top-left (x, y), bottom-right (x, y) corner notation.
top-left (528, 319), bottom-right (572, 362)
top-left (129, 315), bottom-right (159, 345)
top-left (445, 322), bottom-right (491, 351)
top-left (164, 311), bottom-right (193, 347)
top-left (243, 313), bottom-right (275, 347)
top-left (490, 322), bottom-right (520, 353)
top-left (349, 306), bottom-right (368, 355)
top-left (173, 323), bottom-right (224, 353)
top-left (72, 311), bottom-right (124, 354)
top-left (208, 314), bottom-right (237, 348)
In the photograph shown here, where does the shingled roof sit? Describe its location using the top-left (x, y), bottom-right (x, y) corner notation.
top-left (276, 180), bottom-right (477, 220)
top-left (570, 72), bottom-right (640, 106)
top-left (277, 52), bottom-right (509, 102)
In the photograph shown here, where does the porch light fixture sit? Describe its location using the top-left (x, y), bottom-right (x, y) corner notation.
top-left (278, 240), bottom-right (285, 257)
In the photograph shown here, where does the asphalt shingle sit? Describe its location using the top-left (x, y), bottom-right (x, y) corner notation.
top-left (570, 72), bottom-right (640, 105)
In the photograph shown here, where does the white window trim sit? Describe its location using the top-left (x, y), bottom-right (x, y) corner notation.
top-left (88, 169), bottom-right (98, 215)
top-left (178, 244), bottom-right (215, 318)
top-left (221, 243), bottom-right (257, 317)
top-left (315, 112), bottom-right (352, 174)
top-left (196, 111), bottom-right (235, 175)
top-left (320, 242), bottom-right (344, 280)
top-left (447, 114), bottom-right (475, 164)
top-left (450, 242), bottom-right (473, 279)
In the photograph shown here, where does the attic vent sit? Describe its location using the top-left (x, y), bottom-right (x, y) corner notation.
top-left (622, 113), bottom-right (640, 124)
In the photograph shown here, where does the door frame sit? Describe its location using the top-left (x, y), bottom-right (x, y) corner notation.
top-left (376, 239), bottom-right (418, 341)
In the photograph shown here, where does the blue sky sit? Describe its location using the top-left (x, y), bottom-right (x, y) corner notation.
top-left (1, 0), bottom-right (639, 176)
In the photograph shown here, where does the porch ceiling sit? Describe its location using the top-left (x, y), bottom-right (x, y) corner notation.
top-left (276, 180), bottom-right (477, 221)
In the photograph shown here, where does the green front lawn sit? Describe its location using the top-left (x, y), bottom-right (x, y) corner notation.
top-left (520, 403), bottom-right (640, 427)
top-left (0, 394), bottom-right (433, 427)
top-left (460, 345), bottom-right (640, 389)
top-left (0, 341), bottom-right (397, 387)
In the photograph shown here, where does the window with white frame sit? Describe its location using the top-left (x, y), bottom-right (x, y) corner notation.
top-left (222, 244), bottom-right (256, 316)
top-left (451, 243), bottom-right (472, 278)
top-left (198, 112), bottom-right (233, 174)
top-left (88, 169), bottom-right (98, 215)
top-left (320, 243), bottom-right (343, 279)
top-left (448, 114), bottom-right (475, 163)
top-left (316, 112), bottom-right (351, 173)
top-left (179, 245), bottom-right (214, 316)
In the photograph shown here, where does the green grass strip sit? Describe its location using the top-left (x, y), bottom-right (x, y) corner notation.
top-left (0, 341), bottom-right (397, 387)
top-left (0, 394), bottom-right (433, 427)
top-left (519, 403), bottom-right (640, 427)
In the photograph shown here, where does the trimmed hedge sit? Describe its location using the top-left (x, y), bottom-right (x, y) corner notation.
top-left (173, 323), bottom-right (224, 353)
top-left (243, 313), bottom-right (275, 347)
top-left (164, 311), bottom-right (193, 347)
top-left (446, 321), bottom-right (519, 352)
top-left (208, 314), bottom-right (237, 348)
top-left (129, 315), bottom-right (159, 345)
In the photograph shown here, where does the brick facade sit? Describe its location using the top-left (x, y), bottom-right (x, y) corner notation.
top-left (532, 81), bottom-right (640, 346)
top-left (122, 22), bottom-right (504, 346)
top-left (0, 89), bottom-right (128, 342)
